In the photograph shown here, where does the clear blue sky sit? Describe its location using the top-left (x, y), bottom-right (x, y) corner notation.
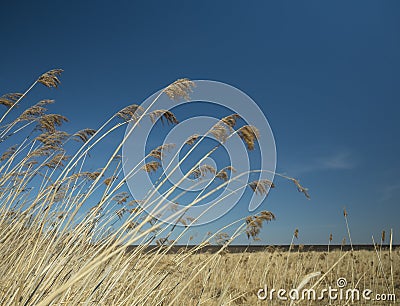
top-left (1, 1), bottom-right (399, 244)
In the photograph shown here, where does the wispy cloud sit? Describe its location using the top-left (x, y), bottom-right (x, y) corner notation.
top-left (317, 151), bottom-right (355, 170)
top-left (286, 151), bottom-right (356, 176)
top-left (380, 181), bottom-right (400, 202)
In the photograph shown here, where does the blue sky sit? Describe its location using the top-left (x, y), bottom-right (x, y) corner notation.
top-left (1, 1), bottom-right (400, 244)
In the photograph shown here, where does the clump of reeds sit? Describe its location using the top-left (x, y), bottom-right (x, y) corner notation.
top-left (0, 70), bottom-right (315, 305)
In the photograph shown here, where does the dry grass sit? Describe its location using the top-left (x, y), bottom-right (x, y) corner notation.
top-left (1, 230), bottom-right (397, 305)
top-left (0, 69), bottom-right (397, 305)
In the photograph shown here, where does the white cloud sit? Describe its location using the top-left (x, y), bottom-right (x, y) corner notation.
top-left (318, 151), bottom-right (355, 170)
top-left (287, 151), bottom-right (356, 175)
top-left (380, 182), bottom-right (400, 202)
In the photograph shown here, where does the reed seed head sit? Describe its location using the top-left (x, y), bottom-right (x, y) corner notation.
top-left (142, 161), bottom-right (161, 173)
top-left (36, 131), bottom-right (69, 146)
top-left (43, 153), bottom-right (70, 169)
top-left (163, 78), bottom-right (195, 101)
top-left (112, 192), bottom-right (130, 205)
top-left (116, 104), bottom-right (144, 122)
top-left (221, 114), bottom-right (241, 129)
top-left (104, 176), bottom-right (117, 186)
top-left (245, 211), bottom-right (276, 240)
top-left (237, 125), bottom-right (260, 150)
top-left (215, 166), bottom-right (236, 181)
top-left (73, 129), bottom-right (97, 143)
top-left (37, 69), bottom-right (63, 88)
top-left (249, 179), bottom-right (275, 195)
top-left (1, 145), bottom-right (17, 161)
top-left (191, 164), bottom-right (216, 179)
top-left (38, 114), bottom-right (68, 133)
top-left (291, 178), bottom-right (310, 199)
top-left (0, 93), bottom-right (23, 108)
top-left (210, 123), bottom-right (229, 143)
top-left (149, 110), bottom-right (179, 125)
top-left (185, 134), bottom-right (199, 145)
top-left (149, 143), bottom-right (176, 160)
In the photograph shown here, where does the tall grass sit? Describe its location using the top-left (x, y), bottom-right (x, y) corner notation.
top-left (0, 70), bottom-right (396, 305)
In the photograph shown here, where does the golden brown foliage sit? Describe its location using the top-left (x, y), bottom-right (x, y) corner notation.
top-left (185, 134), bottom-right (199, 145)
top-left (103, 176), bottom-right (117, 186)
top-left (37, 69), bottom-right (63, 88)
top-left (142, 161), bottom-right (161, 173)
top-left (36, 131), bottom-right (69, 146)
top-left (291, 178), bottom-right (311, 199)
top-left (0, 93), bottom-right (23, 108)
top-left (163, 78), bottom-right (195, 101)
top-left (237, 125), bottom-right (260, 150)
top-left (43, 153), bottom-right (70, 169)
top-left (215, 166), bottom-right (236, 181)
top-left (73, 129), bottom-right (97, 143)
top-left (149, 143), bottom-right (175, 160)
top-left (112, 192), bottom-right (130, 205)
top-left (18, 100), bottom-right (54, 121)
top-left (249, 179), bottom-right (275, 195)
top-left (1, 145), bottom-right (17, 161)
top-left (245, 210), bottom-right (276, 240)
top-left (221, 114), bottom-right (241, 129)
top-left (38, 114), bottom-right (68, 133)
top-left (210, 123), bottom-right (229, 143)
top-left (149, 110), bottom-right (179, 125)
top-left (191, 164), bottom-right (217, 179)
top-left (116, 104), bottom-right (144, 122)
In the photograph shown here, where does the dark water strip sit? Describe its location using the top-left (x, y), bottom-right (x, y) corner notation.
top-left (126, 244), bottom-right (399, 254)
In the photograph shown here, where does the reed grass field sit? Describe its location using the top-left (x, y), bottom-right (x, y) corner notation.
top-left (0, 70), bottom-right (398, 305)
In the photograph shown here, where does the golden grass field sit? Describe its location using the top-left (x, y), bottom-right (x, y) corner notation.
top-left (1, 235), bottom-right (398, 305)
top-left (0, 70), bottom-right (398, 305)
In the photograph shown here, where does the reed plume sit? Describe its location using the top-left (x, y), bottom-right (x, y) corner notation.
top-left (163, 78), bottom-right (195, 101)
top-left (245, 211), bottom-right (276, 240)
top-left (43, 153), bottom-right (70, 169)
top-left (1, 145), bottom-right (17, 161)
top-left (294, 228), bottom-right (299, 239)
top-left (215, 166), bottom-right (236, 181)
top-left (38, 114), bottom-right (68, 133)
top-left (221, 114), bottom-right (241, 129)
top-left (191, 164), bottom-right (217, 179)
top-left (116, 104), bottom-right (144, 122)
top-left (185, 134), bottom-right (199, 145)
top-left (71, 171), bottom-right (102, 181)
top-left (36, 131), bottom-right (69, 146)
top-left (37, 69), bottom-right (64, 88)
top-left (112, 192), bottom-right (130, 205)
top-left (28, 145), bottom-right (64, 158)
top-left (149, 144), bottom-right (176, 160)
top-left (18, 99), bottom-right (54, 121)
top-left (73, 129), bottom-right (97, 143)
top-left (104, 176), bottom-right (117, 186)
top-left (142, 161), bottom-right (161, 173)
top-left (149, 110), bottom-right (179, 125)
top-left (237, 125), bottom-right (260, 150)
top-left (210, 124), bottom-right (229, 143)
top-left (249, 179), bottom-right (275, 195)
top-left (0, 93), bottom-right (23, 109)
top-left (291, 178), bottom-right (310, 199)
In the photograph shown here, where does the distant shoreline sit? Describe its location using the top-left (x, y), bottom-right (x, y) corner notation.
top-left (126, 244), bottom-right (400, 254)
